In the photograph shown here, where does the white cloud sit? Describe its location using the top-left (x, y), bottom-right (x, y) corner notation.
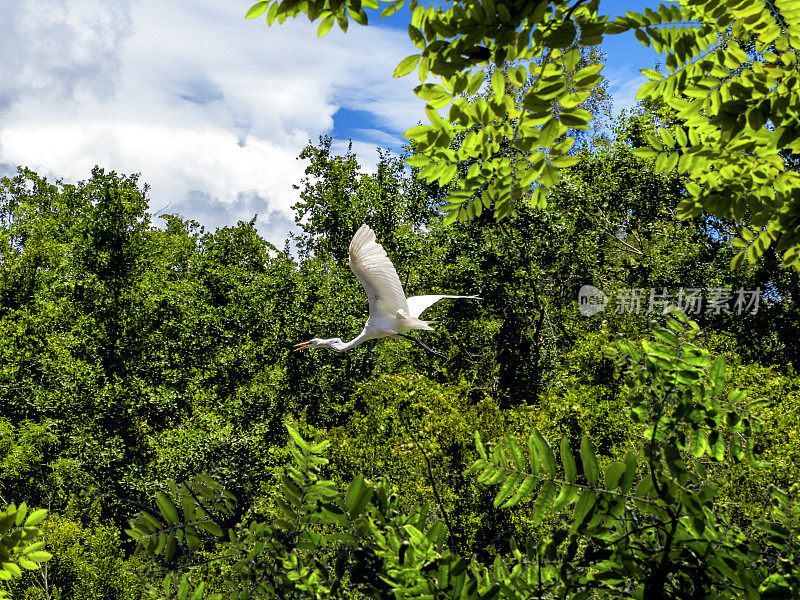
top-left (604, 61), bottom-right (650, 116)
top-left (609, 76), bottom-right (647, 116)
top-left (0, 0), bottom-right (420, 243)
top-left (329, 138), bottom-right (398, 174)
top-left (351, 128), bottom-right (407, 149)
top-left (165, 189), bottom-right (298, 247)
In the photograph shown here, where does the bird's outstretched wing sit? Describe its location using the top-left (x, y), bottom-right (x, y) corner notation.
top-left (348, 225), bottom-right (409, 319)
top-left (406, 295), bottom-right (481, 319)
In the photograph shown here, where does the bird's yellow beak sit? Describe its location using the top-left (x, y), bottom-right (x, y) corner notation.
top-left (293, 341), bottom-right (311, 351)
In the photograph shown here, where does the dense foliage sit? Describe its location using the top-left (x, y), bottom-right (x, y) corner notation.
top-left (248, 0), bottom-right (800, 268)
top-left (1, 0), bottom-right (799, 598)
top-left (2, 119), bottom-right (798, 597)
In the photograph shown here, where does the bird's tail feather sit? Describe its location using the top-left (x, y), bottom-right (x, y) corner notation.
top-left (404, 317), bottom-right (434, 331)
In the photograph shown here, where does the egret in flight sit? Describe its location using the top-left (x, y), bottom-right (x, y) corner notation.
top-left (293, 224), bottom-right (479, 355)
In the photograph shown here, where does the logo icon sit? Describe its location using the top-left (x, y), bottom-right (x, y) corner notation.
top-left (578, 285), bottom-right (607, 316)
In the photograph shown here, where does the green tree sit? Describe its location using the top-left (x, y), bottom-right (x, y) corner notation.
top-left (292, 136), bottom-right (440, 261)
top-left (248, 0), bottom-right (800, 269)
top-left (125, 313), bottom-right (800, 599)
top-left (0, 502), bottom-right (52, 598)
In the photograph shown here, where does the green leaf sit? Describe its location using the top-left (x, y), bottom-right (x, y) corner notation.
top-left (560, 108), bottom-right (593, 127)
top-left (266, 1), bottom-right (279, 24)
top-left (15, 503), bottom-right (27, 527)
top-left (663, 151), bottom-right (679, 172)
top-left (560, 438), bottom-right (577, 482)
top-left (731, 433), bottom-right (745, 462)
top-left (527, 434), bottom-right (540, 475)
top-left (531, 480), bottom-right (558, 524)
top-left (138, 510), bottom-right (162, 532)
top-left (442, 207), bottom-right (460, 225)
top-left (405, 124), bottom-right (431, 140)
top-left (0, 511), bottom-right (15, 533)
top-left (549, 155), bottom-right (579, 168)
top-left (580, 436), bottom-right (599, 486)
top-left (493, 474), bottom-right (523, 508)
top-left (572, 63), bottom-right (603, 82)
top-left (317, 14), bottom-right (335, 36)
top-left (604, 462), bottom-right (627, 490)
top-left (632, 147), bottom-right (657, 158)
top-left (563, 47), bottom-right (580, 70)
top-left (25, 551), bottom-right (52, 563)
top-left (18, 556), bottom-right (39, 571)
top-left (707, 430), bottom-right (725, 461)
top-left (547, 19), bottom-right (576, 48)
top-left (621, 452), bottom-right (637, 492)
top-left (191, 582), bottom-right (206, 600)
top-left (350, 7), bottom-right (368, 26)
top-left (474, 431), bottom-right (487, 459)
top-left (23, 541), bottom-right (46, 554)
top-left (571, 490), bottom-right (596, 533)
top-left (415, 83), bottom-right (450, 101)
top-left (746, 435), bottom-right (765, 467)
top-left (185, 531), bottom-right (200, 552)
top-left (709, 355), bottom-right (725, 396)
top-left (467, 70), bottom-right (485, 96)
top-left (662, 444), bottom-right (685, 480)
top-left (23, 509), bottom-right (47, 528)
top-left (3, 562), bottom-right (22, 578)
top-left (491, 69), bottom-right (504, 97)
top-left (408, 24), bottom-right (425, 49)
top-left (636, 79), bottom-right (659, 100)
top-left (194, 520), bottom-right (224, 537)
top-left (641, 68), bottom-right (662, 80)
top-left (319, 502), bottom-right (349, 526)
top-left (634, 27), bottom-right (650, 46)
top-left (335, 11), bottom-right (349, 32)
top-left (165, 532), bottom-right (177, 562)
top-left (652, 326), bottom-right (679, 348)
top-left (759, 574), bottom-right (792, 600)
top-left (394, 54), bottom-right (420, 77)
top-left (380, 0), bottom-right (404, 18)
top-left (506, 435), bottom-right (526, 472)
top-left (177, 574), bottom-right (190, 600)
top-left (345, 474), bottom-right (373, 518)
top-left (550, 483), bottom-right (579, 513)
top-left (539, 164), bottom-right (561, 188)
top-left (689, 429), bottom-right (707, 457)
top-left (156, 493), bottom-right (179, 525)
top-left (747, 108), bottom-right (764, 131)
top-left (501, 475), bottom-right (537, 508)
top-left (286, 423), bottom-right (310, 452)
top-left (181, 493), bottom-right (197, 523)
top-left (531, 429), bottom-right (556, 476)
top-left (405, 153), bottom-right (429, 168)
top-left (560, 91), bottom-right (590, 108)
top-left (245, 2), bottom-right (271, 19)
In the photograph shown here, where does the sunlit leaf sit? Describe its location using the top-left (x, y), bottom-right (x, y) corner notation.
top-left (580, 436), bottom-right (599, 486)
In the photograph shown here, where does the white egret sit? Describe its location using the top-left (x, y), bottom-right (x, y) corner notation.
top-left (293, 224), bottom-right (479, 355)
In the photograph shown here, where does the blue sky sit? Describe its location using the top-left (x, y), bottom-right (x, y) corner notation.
top-left (333, 0), bottom-right (667, 152)
top-left (0, 0), bottom-right (669, 244)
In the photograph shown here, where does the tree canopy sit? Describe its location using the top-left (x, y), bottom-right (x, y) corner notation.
top-left (248, 0), bottom-right (800, 269)
top-left (1, 0), bottom-right (799, 598)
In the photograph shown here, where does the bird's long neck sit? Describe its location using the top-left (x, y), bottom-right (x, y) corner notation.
top-left (336, 329), bottom-right (376, 351)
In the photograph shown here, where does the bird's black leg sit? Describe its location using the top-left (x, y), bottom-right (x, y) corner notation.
top-left (397, 333), bottom-right (445, 359)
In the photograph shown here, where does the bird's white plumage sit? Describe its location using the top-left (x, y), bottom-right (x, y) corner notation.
top-left (293, 224), bottom-right (480, 353)
top-left (348, 224), bottom-right (409, 320)
top-left (406, 294), bottom-right (480, 319)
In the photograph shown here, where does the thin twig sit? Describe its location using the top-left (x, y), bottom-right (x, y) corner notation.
top-left (398, 408), bottom-right (460, 555)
